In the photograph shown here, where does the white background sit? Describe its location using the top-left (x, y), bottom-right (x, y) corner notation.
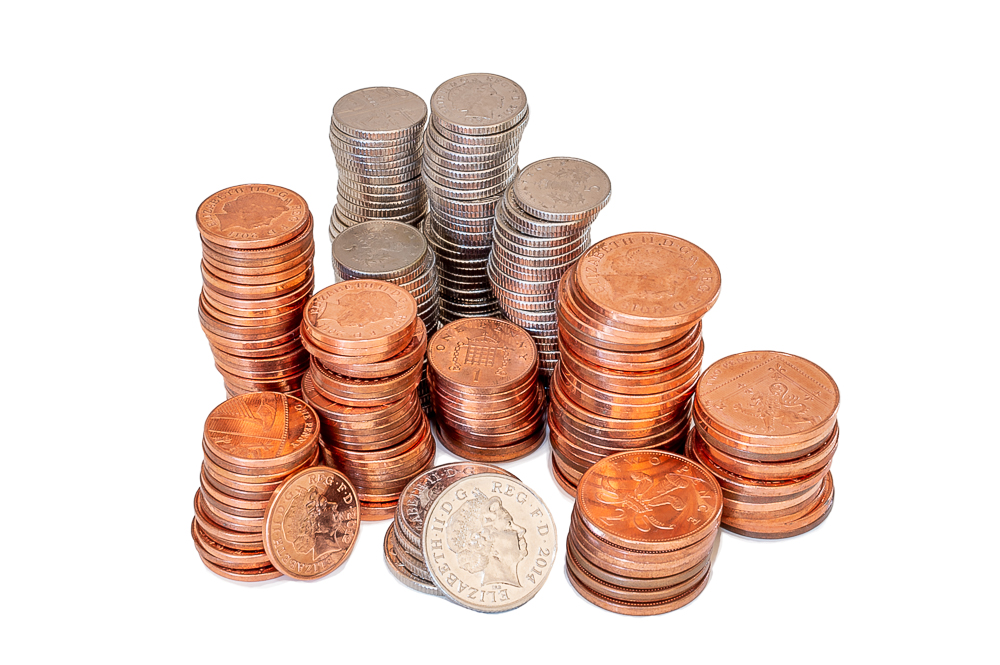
top-left (3, 2), bottom-right (997, 662)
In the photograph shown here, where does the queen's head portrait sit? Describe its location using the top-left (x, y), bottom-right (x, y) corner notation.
top-left (446, 489), bottom-right (528, 587)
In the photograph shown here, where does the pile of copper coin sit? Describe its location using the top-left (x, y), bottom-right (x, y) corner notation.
top-left (421, 73), bottom-right (529, 324)
top-left (427, 317), bottom-right (546, 462)
top-left (566, 451), bottom-right (723, 615)
top-left (196, 184), bottom-right (315, 397)
top-left (191, 392), bottom-right (321, 581)
top-left (383, 462), bottom-right (515, 597)
top-left (688, 351), bottom-right (839, 538)
top-left (331, 220), bottom-right (441, 413)
top-left (548, 232), bottom-right (721, 492)
top-left (489, 157), bottom-right (610, 378)
top-left (329, 87), bottom-right (428, 239)
top-left (300, 279), bottom-right (434, 519)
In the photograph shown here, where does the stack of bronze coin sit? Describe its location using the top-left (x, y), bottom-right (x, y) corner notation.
top-left (300, 279), bottom-right (434, 520)
top-left (383, 462), bottom-right (515, 596)
top-left (687, 351), bottom-right (839, 539)
top-left (421, 73), bottom-right (529, 324)
top-left (427, 317), bottom-right (545, 462)
top-left (549, 232), bottom-right (721, 493)
top-left (489, 157), bottom-right (610, 378)
top-left (331, 220), bottom-right (441, 413)
top-left (191, 392), bottom-right (320, 582)
top-left (329, 87), bottom-right (428, 238)
top-left (196, 185), bottom-right (315, 397)
top-left (566, 450), bottom-right (722, 615)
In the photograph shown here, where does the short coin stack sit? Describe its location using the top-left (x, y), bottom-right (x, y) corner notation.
top-left (566, 451), bottom-right (722, 615)
top-left (192, 392), bottom-right (320, 581)
top-left (300, 279), bottom-right (434, 520)
top-left (196, 184), bottom-right (315, 397)
top-left (422, 73), bottom-right (529, 324)
top-left (549, 232), bottom-right (721, 493)
top-left (329, 87), bottom-right (428, 239)
top-left (427, 318), bottom-right (545, 462)
top-left (688, 351), bottom-right (839, 538)
top-left (383, 462), bottom-right (514, 596)
top-left (331, 220), bottom-right (441, 413)
top-left (489, 157), bottom-right (610, 377)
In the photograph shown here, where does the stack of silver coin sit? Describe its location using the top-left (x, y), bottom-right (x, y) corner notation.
top-left (329, 87), bottom-right (429, 241)
top-left (421, 74), bottom-right (529, 325)
top-left (331, 220), bottom-right (440, 413)
top-left (489, 157), bottom-right (611, 378)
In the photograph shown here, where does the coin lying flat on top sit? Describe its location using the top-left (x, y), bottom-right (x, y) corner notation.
top-left (263, 465), bottom-right (360, 580)
top-left (422, 473), bottom-right (556, 612)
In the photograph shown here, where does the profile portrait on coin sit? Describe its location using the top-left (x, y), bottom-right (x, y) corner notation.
top-left (446, 489), bottom-right (528, 587)
top-left (283, 486), bottom-right (356, 561)
top-left (333, 291), bottom-right (397, 328)
top-left (215, 192), bottom-right (289, 232)
top-left (605, 244), bottom-right (695, 303)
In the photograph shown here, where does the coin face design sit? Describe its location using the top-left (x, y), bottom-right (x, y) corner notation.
top-left (305, 280), bottom-right (416, 341)
top-left (577, 451), bottom-right (722, 551)
top-left (423, 474), bottom-right (556, 612)
top-left (432, 74), bottom-right (526, 131)
top-left (263, 467), bottom-right (360, 580)
top-left (333, 87), bottom-right (427, 135)
top-left (203, 392), bottom-right (317, 464)
top-left (398, 463), bottom-right (515, 539)
top-left (197, 184), bottom-right (309, 249)
top-left (513, 157), bottom-right (611, 221)
top-left (576, 232), bottom-right (721, 326)
top-left (427, 318), bottom-right (537, 390)
top-left (697, 351), bottom-right (840, 439)
top-left (334, 221), bottom-right (426, 274)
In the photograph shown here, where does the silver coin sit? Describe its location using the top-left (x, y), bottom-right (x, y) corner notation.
top-left (494, 197), bottom-right (592, 247)
top-left (422, 163), bottom-right (518, 192)
top-left (491, 238), bottom-right (588, 268)
top-left (332, 220), bottom-right (428, 278)
top-left (430, 206), bottom-right (494, 230)
top-left (339, 176), bottom-right (424, 196)
top-left (423, 144), bottom-right (520, 173)
top-left (432, 110), bottom-right (529, 146)
top-left (426, 118), bottom-right (527, 153)
top-left (503, 305), bottom-right (558, 327)
top-left (486, 258), bottom-right (561, 294)
top-left (512, 157), bottom-right (611, 222)
top-left (503, 186), bottom-right (596, 238)
top-left (422, 171), bottom-right (513, 201)
top-left (333, 87), bottom-right (427, 140)
top-left (338, 168), bottom-right (423, 186)
top-left (429, 74), bottom-right (528, 136)
top-left (427, 192), bottom-right (500, 218)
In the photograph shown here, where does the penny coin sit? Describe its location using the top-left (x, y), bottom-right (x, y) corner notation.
top-left (202, 392), bottom-right (318, 471)
top-left (197, 555), bottom-right (282, 583)
top-left (565, 558), bottom-right (710, 616)
top-left (428, 318), bottom-right (537, 394)
top-left (262, 466), bottom-right (361, 580)
top-left (303, 279), bottom-right (417, 355)
top-left (197, 184), bottom-right (311, 250)
top-left (422, 473), bottom-right (556, 612)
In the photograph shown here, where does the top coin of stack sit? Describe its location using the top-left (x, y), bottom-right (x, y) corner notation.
top-left (196, 184), bottom-right (315, 398)
top-left (566, 450), bottom-right (722, 615)
top-left (422, 73), bottom-right (529, 324)
top-left (549, 232), bottom-right (721, 493)
top-left (688, 351), bottom-right (840, 539)
top-left (191, 391), bottom-right (321, 582)
top-left (329, 87), bottom-right (428, 239)
top-left (489, 157), bottom-right (610, 377)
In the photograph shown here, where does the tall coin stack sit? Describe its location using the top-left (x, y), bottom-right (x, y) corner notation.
top-left (329, 87), bottom-right (428, 239)
top-left (548, 232), bottom-right (721, 493)
top-left (422, 73), bottom-right (529, 324)
top-left (383, 462), bottom-right (515, 597)
top-left (427, 318), bottom-right (546, 462)
top-left (191, 392), bottom-right (321, 582)
top-left (566, 451), bottom-right (722, 615)
top-left (687, 351), bottom-right (839, 539)
top-left (196, 185), bottom-right (315, 397)
top-left (489, 157), bottom-right (610, 378)
top-left (300, 280), bottom-right (434, 520)
top-left (331, 220), bottom-right (441, 413)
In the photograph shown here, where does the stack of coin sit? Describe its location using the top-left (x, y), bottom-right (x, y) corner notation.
top-left (427, 318), bottom-right (545, 462)
top-left (331, 220), bottom-right (441, 413)
top-left (566, 450), bottom-right (722, 615)
top-left (687, 351), bottom-right (839, 539)
top-left (329, 87), bottom-right (428, 239)
top-left (422, 73), bottom-right (529, 324)
top-left (300, 279), bottom-right (434, 519)
top-left (549, 232), bottom-right (721, 492)
top-left (383, 462), bottom-right (515, 596)
top-left (263, 465), bottom-right (360, 580)
top-left (196, 184), bottom-right (315, 397)
top-left (191, 392), bottom-right (320, 581)
top-left (489, 157), bottom-right (610, 377)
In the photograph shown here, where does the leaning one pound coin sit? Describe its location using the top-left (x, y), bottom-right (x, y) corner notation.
top-left (263, 466), bottom-right (361, 581)
top-left (422, 473), bottom-right (556, 612)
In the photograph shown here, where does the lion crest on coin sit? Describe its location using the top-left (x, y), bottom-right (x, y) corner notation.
top-left (215, 192), bottom-right (289, 232)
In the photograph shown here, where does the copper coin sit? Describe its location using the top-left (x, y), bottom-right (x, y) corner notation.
top-left (722, 472), bottom-right (835, 539)
top-left (360, 499), bottom-right (401, 521)
top-left (200, 215), bottom-right (313, 262)
top-left (566, 533), bottom-right (713, 591)
top-left (191, 519), bottom-right (270, 570)
top-left (197, 184), bottom-right (310, 250)
top-left (565, 546), bottom-right (709, 603)
top-left (263, 466), bottom-right (361, 580)
top-left (199, 490), bottom-right (264, 532)
top-left (427, 318), bottom-right (538, 395)
top-left (550, 453), bottom-right (581, 495)
top-left (695, 351), bottom-right (840, 453)
top-left (302, 372), bottom-right (415, 423)
top-left (433, 418), bottom-right (546, 462)
top-left (303, 279), bottom-right (417, 354)
top-left (193, 490), bottom-right (263, 547)
top-left (577, 451), bottom-right (722, 553)
top-left (316, 318), bottom-right (427, 379)
top-left (694, 423), bottom-right (840, 481)
top-left (549, 373), bottom-right (690, 437)
top-left (203, 392), bottom-right (318, 471)
top-left (197, 554), bottom-right (282, 582)
top-left (566, 557), bottom-right (710, 616)
top-left (309, 356), bottom-right (422, 399)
